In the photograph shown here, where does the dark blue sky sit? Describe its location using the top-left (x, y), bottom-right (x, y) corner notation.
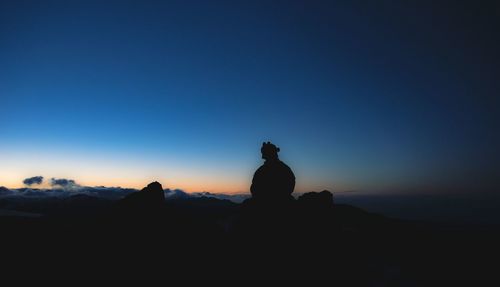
top-left (0, 0), bottom-right (498, 194)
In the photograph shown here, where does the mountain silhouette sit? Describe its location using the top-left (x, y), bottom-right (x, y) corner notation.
top-left (0, 142), bottom-right (496, 285)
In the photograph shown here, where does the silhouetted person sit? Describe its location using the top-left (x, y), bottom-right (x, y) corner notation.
top-left (250, 142), bottom-right (295, 202)
top-left (232, 142), bottom-right (297, 242)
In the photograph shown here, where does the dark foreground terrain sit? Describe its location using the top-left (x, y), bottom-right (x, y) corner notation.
top-left (1, 182), bottom-right (498, 286)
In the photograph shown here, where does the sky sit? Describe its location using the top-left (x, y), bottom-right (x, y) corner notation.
top-left (0, 0), bottom-right (498, 194)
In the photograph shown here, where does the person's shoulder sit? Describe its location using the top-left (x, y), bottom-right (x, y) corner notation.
top-left (278, 160), bottom-right (289, 167)
top-left (254, 164), bottom-right (267, 174)
top-left (278, 160), bottom-right (294, 172)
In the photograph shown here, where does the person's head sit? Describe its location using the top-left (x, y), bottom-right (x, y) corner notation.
top-left (261, 141), bottom-right (280, 161)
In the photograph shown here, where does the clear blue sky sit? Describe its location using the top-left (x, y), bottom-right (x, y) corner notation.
top-left (1, 0), bottom-right (498, 194)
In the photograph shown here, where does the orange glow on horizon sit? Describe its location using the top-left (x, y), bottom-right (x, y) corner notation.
top-left (0, 148), bottom-right (337, 194)
top-left (0, 173), bottom-right (251, 194)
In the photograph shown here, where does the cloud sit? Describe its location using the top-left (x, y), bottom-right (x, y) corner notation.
top-left (192, 192), bottom-right (250, 203)
top-left (78, 186), bottom-right (137, 200)
top-left (18, 188), bottom-right (51, 197)
top-left (164, 188), bottom-right (190, 199)
top-left (0, 186), bottom-right (137, 200)
top-left (50, 178), bottom-right (78, 188)
top-left (23, 176), bottom-right (44, 186)
top-left (3, 178), bottom-right (246, 204)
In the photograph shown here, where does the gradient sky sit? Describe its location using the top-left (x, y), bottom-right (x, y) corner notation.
top-left (1, 0), bottom-right (498, 194)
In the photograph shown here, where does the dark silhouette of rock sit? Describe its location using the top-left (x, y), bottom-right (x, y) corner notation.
top-left (250, 142), bottom-right (295, 203)
top-left (298, 190), bottom-right (334, 209)
top-left (295, 190), bottom-right (337, 237)
top-left (116, 181), bottom-right (165, 212)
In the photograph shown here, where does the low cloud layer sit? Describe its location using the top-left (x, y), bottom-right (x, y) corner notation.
top-left (164, 188), bottom-right (190, 199)
top-left (1, 176), bottom-right (247, 204)
top-left (23, 176), bottom-right (44, 186)
top-left (0, 184), bottom-right (247, 204)
top-left (193, 192), bottom-right (250, 203)
top-left (0, 186), bottom-right (137, 200)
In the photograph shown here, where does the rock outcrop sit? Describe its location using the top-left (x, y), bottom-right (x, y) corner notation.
top-left (116, 181), bottom-right (165, 213)
top-left (297, 190), bottom-right (334, 210)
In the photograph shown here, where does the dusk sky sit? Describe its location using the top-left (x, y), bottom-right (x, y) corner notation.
top-left (1, 0), bottom-right (498, 194)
